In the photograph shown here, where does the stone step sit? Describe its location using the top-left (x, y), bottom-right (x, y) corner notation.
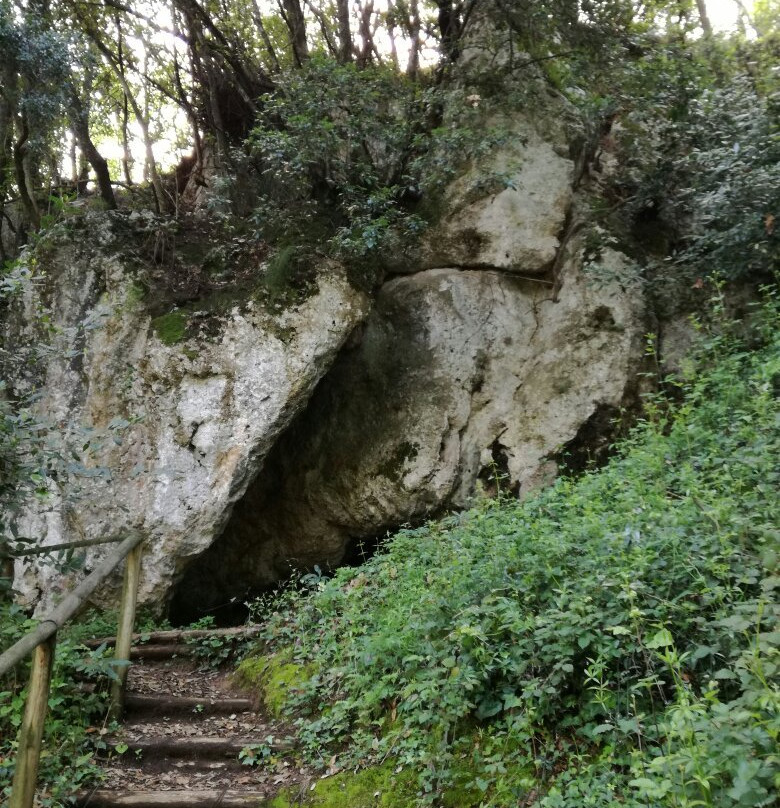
top-left (105, 736), bottom-right (293, 760)
top-left (124, 693), bottom-right (256, 716)
top-left (74, 790), bottom-right (273, 808)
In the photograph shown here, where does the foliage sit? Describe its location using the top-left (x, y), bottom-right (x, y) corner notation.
top-left (0, 607), bottom-right (129, 806)
top-left (243, 59), bottom-right (428, 269)
top-left (668, 77), bottom-right (779, 280)
top-left (183, 615), bottom-right (253, 668)
top-left (249, 287), bottom-right (780, 806)
top-left (607, 62), bottom-right (779, 281)
top-left (238, 737), bottom-right (275, 767)
top-left (232, 56), bottom-right (525, 274)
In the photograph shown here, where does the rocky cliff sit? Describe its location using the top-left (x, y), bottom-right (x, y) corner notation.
top-left (3, 216), bottom-right (369, 609)
top-left (5, 71), bottom-right (666, 618)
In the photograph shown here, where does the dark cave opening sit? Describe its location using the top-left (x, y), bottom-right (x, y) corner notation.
top-left (554, 403), bottom-right (623, 475)
top-left (167, 527), bottom-right (401, 628)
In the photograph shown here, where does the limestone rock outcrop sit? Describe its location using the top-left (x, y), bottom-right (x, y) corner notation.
top-left (8, 71), bottom-right (655, 617)
top-left (5, 217), bottom-right (369, 609)
top-left (170, 79), bottom-right (652, 615)
top-left (420, 118), bottom-right (576, 274)
top-left (173, 245), bottom-right (650, 615)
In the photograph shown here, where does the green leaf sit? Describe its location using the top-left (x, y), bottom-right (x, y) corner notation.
top-left (646, 629), bottom-right (674, 649)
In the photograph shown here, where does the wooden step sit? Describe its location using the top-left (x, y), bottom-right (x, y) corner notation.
top-left (84, 625), bottom-right (263, 650)
top-left (129, 644), bottom-right (193, 660)
top-left (106, 735), bottom-right (294, 759)
top-left (75, 790), bottom-right (274, 808)
top-left (124, 693), bottom-right (256, 715)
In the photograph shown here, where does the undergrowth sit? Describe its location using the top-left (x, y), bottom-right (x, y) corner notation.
top-left (0, 609), bottom-right (124, 806)
top-left (250, 287), bottom-right (780, 807)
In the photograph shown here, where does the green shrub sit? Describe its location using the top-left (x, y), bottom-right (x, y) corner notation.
top-left (253, 288), bottom-right (780, 805)
top-left (244, 58), bottom-right (427, 266)
top-left (0, 608), bottom-right (124, 806)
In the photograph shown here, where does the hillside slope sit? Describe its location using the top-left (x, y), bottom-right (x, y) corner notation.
top-left (242, 289), bottom-right (779, 808)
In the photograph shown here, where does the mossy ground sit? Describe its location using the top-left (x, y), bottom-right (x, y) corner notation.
top-left (270, 763), bottom-right (418, 808)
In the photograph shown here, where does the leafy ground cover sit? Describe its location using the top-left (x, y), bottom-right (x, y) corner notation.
top-left (248, 287), bottom-right (780, 807)
top-left (0, 608), bottom-right (120, 806)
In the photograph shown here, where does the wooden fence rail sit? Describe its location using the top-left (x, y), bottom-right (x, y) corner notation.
top-left (0, 530), bottom-right (145, 808)
top-left (6, 535), bottom-right (126, 558)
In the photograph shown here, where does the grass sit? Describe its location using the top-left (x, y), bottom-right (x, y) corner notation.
top-left (247, 287), bottom-right (780, 807)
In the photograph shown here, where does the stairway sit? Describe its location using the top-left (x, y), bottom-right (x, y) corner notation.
top-left (75, 628), bottom-right (311, 808)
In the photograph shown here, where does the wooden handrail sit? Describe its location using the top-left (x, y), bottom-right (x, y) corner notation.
top-left (1, 530), bottom-right (145, 808)
top-left (6, 535), bottom-right (126, 558)
top-left (0, 531), bottom-right (144, 676)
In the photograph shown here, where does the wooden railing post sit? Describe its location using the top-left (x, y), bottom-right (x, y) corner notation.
top-left (9, 632), bottom-right (56, 808)
top-left (109, 542), bottom-right (142, 721)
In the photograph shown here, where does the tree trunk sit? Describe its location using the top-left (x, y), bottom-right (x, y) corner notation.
top-left (357, 0), bottom-right (375, 66)
top-left (119, 104), bottom-right (133, 186)
top-left (302, 0), bottom-right (339, 58)
top-left (250, 0), bottom-right (282, 71)
top-left (436, 0), bottom-right (463, 62)
top-left (68, 93), bottom-right (117, 210)
top-left (82, 24), bottom-right (167, 211)
top-left (695, 0), bottom-right (713, 37)
top-left (174, 0), bottom-right (273, 99)
top-left (170, 8), bottom-right (204, 181)
top-left (204, 53), bottom-right (229, 161)
top-left (12, 119), bottom-right (40, 230)
top-left (407, 0), bottom-right (421, 77)
top-left (76, 150), bottom-right (90, 196)
top-left (279, 0), bottom-right (309, 67)
top-left (115, 15), bottom-right (134, 186)
top-left (336, 0), bottom-right (353, 63)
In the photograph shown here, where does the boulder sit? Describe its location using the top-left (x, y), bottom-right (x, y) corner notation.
top-left (5, 216), bottom-right (369, 610)
top-left (172, 244), bottom-right (651, 615)
top-left (420, 123), bottom-right (576, 274)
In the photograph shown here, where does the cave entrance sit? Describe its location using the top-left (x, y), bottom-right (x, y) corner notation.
top-left (167, 528), bottom-right (391, 628)
top-left (166, 373), bottom-right (400, 627)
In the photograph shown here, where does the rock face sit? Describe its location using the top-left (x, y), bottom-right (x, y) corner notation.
top-left (8, 69), bottom-right (655, 618)
top-left (172, 246), bottom-right (649, 616)
top-left (420, 117), bottom-right (576, 274)
top-left (170, 74), bottom-right (652, 616)
top-left (5, 217), bottom-right (370, 610)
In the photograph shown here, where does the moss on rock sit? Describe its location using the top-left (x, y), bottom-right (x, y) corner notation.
top-left (270, 763), bottom-right (418, 808)
top-left (234, 650), bottom-right (314, 718)
top-left (151, 310), bottom-right (188, 345)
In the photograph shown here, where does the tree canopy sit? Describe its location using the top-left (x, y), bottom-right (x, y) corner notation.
top-left (0, 0), bottom-right (776, 260)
